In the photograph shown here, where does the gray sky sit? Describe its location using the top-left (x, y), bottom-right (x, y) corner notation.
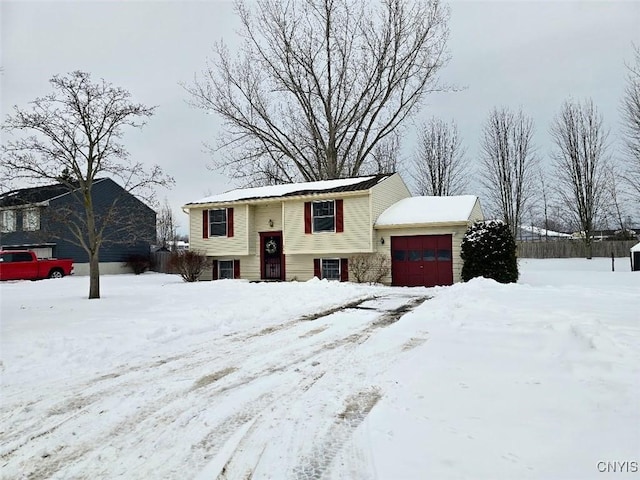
top-left (2, 0), bottom-right (639, 233)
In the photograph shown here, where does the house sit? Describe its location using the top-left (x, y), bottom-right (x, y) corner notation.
top-left (517, 225), bottom-right (572, 242)
top-left (182, 173), bottom-right (483, 287)
top-left (0, 178), bottom-right (156, 275)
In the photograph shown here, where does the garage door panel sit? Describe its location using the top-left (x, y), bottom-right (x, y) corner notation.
top-left (391, 234), bottom-right (453, 287)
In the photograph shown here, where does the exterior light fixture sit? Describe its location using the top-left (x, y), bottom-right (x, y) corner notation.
top-left (380, 237), bottom-right (385, 245)
top-left (269, 219), bottom-right (274, 227)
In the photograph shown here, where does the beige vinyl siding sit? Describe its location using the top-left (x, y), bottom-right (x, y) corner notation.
top-left (189, 205), bottom-right (250, 256)
top-left (283, 195), bottom-right (372, 254)
top-left (253, 203), bottom-right (283, 234)
top-left (285, 254), bottom-right (353, 282)
top-left (199, 255), bottom-right (261, 281)
top-left (375, 224), bottom-right (469, 284)
top-left (370, 173), bottom-right (412, 223)
top-left (470, 199), bottom-right (484, 223)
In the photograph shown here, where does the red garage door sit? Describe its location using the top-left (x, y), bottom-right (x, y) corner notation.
top-left (391, 235), bottom-right (453, 287)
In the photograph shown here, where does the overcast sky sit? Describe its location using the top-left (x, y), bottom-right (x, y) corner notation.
top-left (2, 1), bottom-right (639, 233)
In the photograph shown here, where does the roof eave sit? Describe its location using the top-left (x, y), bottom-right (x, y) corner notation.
top-left (183, 188), bottom-right (371, 210)
top-left (374, 220), bottom-right (471, 229)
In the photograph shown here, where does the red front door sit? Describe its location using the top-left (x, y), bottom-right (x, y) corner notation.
top-left (260, 231), bottom-right (285, 280)
top-left (391, 235), bottom-right (453, 287)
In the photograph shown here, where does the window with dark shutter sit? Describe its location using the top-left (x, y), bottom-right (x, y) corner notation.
top-left (335, 199), bottom-right (344, 233)
top-left (304, 202), bottom-right (312, 234)
top-left (233, 259), bottom-right (240, 278)
top-left (202, 210), bottom-right (209, 239)
top-left (312, 201), bottom-right (335, 232)
top-left (313, 258), bottom-right (321, 278)
top-left (227, 208), bottom-right (234, 237)
top-left (340, 258), bottom-right (348, 282)
top-left (320, 258), bottom-right (340, 280)
top-left (218, 260), bottom-right (234, 279)
top-left (210, 209), bottom-right (227, 237)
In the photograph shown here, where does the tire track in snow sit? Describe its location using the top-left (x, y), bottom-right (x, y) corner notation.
top-left (210, 295), bottom-right (429, 479)
top-left (0, 296), bottom-right (379, 460)
top-left (2, 293), bottom-right (427, 479)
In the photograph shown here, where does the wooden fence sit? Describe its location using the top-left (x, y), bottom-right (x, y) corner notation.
top-left (516, 240), bottom-right (637, 259)
top-left (151, 250), bottom-right (173, 273)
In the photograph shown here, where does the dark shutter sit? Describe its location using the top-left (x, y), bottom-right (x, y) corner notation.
top-left (202, 210), bottom-right (209, 239)
top-left (212, 260), bottom-right (218, 280)
top-left (233, 259), bottom-right (240, 279)
top-left (304, 202), bottom-right (312, 234)
top-left (340, 258), bottom-right (349, 282)
top-left (335, 199), bottom-right (344, 233)
top-left (227, 207), bottom-right (234, 237)
top-left (313, 258), bottom-right (321, 278)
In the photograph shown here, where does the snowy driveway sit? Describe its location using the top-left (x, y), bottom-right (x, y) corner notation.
top-left (2, 260), bottom-right (639, 479)
top-left (1, 279), bottom-right (429, 479)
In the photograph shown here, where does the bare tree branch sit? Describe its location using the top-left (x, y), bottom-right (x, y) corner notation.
top-left (550, 98), bottom-right (609, 259)
top-left (413, 117), bottom-right (467, 196)
top-left (479, 107), bottom-right (537, 239)
top-left (186, 0), bottom-right (451, 185)
top-left (1, 71), bottom-right (174, 298)
top-left (621, 45), bottom-right (640, 200)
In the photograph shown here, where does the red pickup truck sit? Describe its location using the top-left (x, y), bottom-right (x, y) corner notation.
top-left (0, 250), bottom-right (74, 281)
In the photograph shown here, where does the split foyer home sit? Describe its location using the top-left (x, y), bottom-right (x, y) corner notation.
top-left (0, 178), bottom-right (156, 275)
top-left (182, 173), bottom-right (483, 287)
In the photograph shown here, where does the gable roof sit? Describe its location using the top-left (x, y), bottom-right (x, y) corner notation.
top-left (184, 174), bottom-right (393, 207)
top-left (375, 195), bottom-right (479, 227)
top-left (0, 179), bottom-right (108, 208)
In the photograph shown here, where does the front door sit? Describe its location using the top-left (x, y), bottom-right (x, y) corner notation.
top-left (260, 231), bottom-right (284, 280)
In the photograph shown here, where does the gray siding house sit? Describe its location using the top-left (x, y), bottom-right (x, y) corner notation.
top-left (0, 178), bottom-right (156, 275)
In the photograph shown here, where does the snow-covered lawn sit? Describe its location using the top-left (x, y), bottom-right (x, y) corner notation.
top-left (1, 258), bottom-right (638, 479)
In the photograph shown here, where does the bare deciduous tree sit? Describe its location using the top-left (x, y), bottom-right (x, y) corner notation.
top-left (413, 118), bottom-right (467, 196)
top-left (621, 45), bottom-right (640, 200)
top-left (187, 0), bottom-right (451, 185)
top-left (157, 199), bottom-right (178, 251)
top-left (602, 164), bottom-right (633, 237)
top-left (479, 107), bottom-right (537, 239)
top-left (550, 98), bottom-right (609, 259)
top-left (1, 71), bottom-right (173, 299)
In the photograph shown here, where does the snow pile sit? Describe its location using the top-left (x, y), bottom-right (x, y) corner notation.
top-left (1, 258), bottom-right (638, 479)
top-left (375, 195), bottom-right (478, 226)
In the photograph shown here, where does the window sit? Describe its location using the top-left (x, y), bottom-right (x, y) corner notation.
top-left (218, 260), bottom-right (234, 279)
top-left (23, 208), bottom-right (40, 231)
top-left (409, 250), bottom-right (421, 261)
top-left (313, 201), bottom-right (335, 232)
top-left (0, 252), bottom-right (32, 262)
top-left (1, 210), bottom-right (16, 232)
top-left (209, 209), bottom-right (227, 237)
top-left (423, 249), bottom-right (436, 261)
top-left (392, 250), bottom-right (406, 261)
top-left (437, 249), bottom-right (452, 261)
top-left (321, 258), bottom-right (340, 280)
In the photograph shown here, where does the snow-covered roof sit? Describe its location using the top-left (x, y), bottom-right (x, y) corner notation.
top-left (375, 195), bottom-right (478, 227)
top-left (185, 175), bottom-right (388, 206)
top-left (631, 242), bottom-right (640, 252)
top-left (519, 225), bottom-right (572, 238)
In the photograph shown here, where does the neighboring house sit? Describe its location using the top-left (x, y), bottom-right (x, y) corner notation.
top-left (517, 225), bottom-right (572, 241)
top-left (0, 178), bottom-right (156, 275)
top-left (182, 173), bottom-right (483, 287)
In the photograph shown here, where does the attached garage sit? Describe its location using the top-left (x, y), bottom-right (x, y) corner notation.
top-left (375, 196), bottom-right (484, 287)
top-left (391, 234), bottom-right (453, 287)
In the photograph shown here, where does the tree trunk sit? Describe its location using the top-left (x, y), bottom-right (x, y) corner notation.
top-left (89, 253), bottom-right (100, 299)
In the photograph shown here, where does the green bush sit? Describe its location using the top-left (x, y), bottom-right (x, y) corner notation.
top-left (461, 220), bottom-right (518, 283)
